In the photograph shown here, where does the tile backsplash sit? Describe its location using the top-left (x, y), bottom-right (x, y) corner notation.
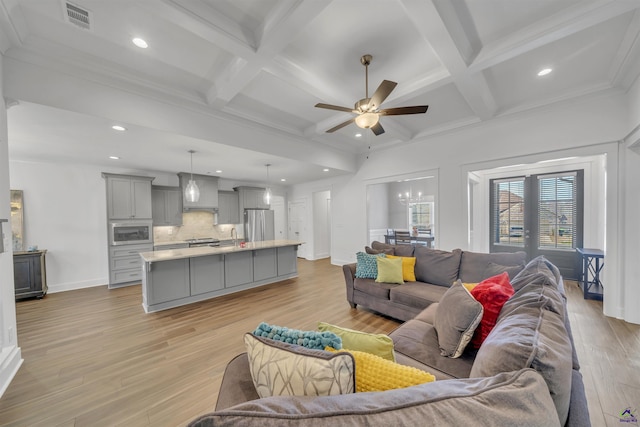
top-left (153, 211), bottom-right (242, 244)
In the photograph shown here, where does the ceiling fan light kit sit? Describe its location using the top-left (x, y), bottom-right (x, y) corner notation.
top-left (315, 54), bottom-right (429, 136)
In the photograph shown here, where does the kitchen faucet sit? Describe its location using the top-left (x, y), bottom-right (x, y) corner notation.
top-left (231, 227), bottom-right (238, 246)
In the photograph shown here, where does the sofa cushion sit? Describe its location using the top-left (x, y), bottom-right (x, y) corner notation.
top-left (325, 347), bottom-right (435, 392)
top-left (365, 246), bottom-right (394, 255)
top-left (390, 318), bottom-right (475, 379)
top-left (354, 278), bottom-right (398, 300)
top-left (375, 256), bottom-right (404, 284)
top-left (317, 322), bottom-right (395, 362)
top-left (483, 262), bottom-right (525, 280)
top-left (371, 241), bottom-right (395, 254)
top-left (470, 286), bottom-right (573, 426)
top-left (413, 247), bottom-right (462, 287)
top-left (243, 334), bottom-right (355, 399)
top-left (189, 369), bottom-right (561, 427)
top-left (355, 252), bottom-right (385, 279)
top-left (386, 255), bottom-right (417, 281)
top-left (434, 280), bottom-right (483, 358)
top-left (393, 244), bottom-right (415, 257)
top-left (469, 272), bottom-right (514, 349)
top-left (390, 282), bottom-right (448, 310)
top-left (458, 250), bottom-right (526, 283)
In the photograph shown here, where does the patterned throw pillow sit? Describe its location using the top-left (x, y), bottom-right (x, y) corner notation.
top-left (355, 252), bottom-right (385, 279)
top-left (244, 334), bottom-right (355, 398)
top-left (326, 347), bottom-right (435, 392)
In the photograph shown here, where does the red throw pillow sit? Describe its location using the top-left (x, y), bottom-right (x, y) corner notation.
top-left (469, 272), bottom-right (514, 349)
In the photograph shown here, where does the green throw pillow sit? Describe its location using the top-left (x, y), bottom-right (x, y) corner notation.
top-left (376, 256), bottom-right (404, 285)
top-left (318, 322), bottom-right (396, 362)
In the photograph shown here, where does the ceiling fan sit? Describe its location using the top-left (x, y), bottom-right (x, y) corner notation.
top-left (315, 54), bottom-right (429, 136)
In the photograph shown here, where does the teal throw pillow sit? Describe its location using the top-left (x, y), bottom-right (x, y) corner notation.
top-left (355, 252), bottom-right (385, 279)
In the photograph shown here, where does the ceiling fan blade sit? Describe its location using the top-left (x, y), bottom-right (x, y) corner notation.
top-left (379, 105), bottom-right (429, 116)
top-left (315, 103), bottom-right (356, 113)
top-left (368, 80), bottom-right (397, 109)
top-left (371, 122), bottom-right (385, 136)
top-left (326, 118), bottom-right (355, 133)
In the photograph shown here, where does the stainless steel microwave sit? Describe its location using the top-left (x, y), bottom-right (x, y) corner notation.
top-left (110, 221), bottom-right (153, 246)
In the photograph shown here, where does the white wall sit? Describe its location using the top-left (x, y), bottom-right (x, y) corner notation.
top-left (0, 53), bottom-right (23, 397)
top-left (294, 90), bottom-right (640, 324)
top-left (312, 190), bottom-right (331, 259)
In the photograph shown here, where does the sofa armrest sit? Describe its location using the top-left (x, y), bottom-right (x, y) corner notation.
top-left (215, 353), bottom-right (259, 411)
top-left (343, 263), bottom-right (357, 308)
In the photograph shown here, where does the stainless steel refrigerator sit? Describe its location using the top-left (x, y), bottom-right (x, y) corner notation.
top-left (244, 209), bottom-right (275, 242)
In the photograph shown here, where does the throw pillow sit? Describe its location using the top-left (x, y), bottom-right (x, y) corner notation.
top-left (355, 252), bottom-right (385, 279)
top-left (483, 262), bottom-right (525, 280)
top-left (434, 280), bottom-right (484, 358)
top-left (386, 255), bottom-right (417, 281)
top-left (244, 334), bottom-right (355, 398)
top-left (325, 347), bottom-right (435, 392)
top-left (318, 322), bottom-right (395, 361)
top-left (252, 322), bottom-right (342, 350)
top-left (375, 256), bottom-right (404, 285)
top-left (463, 283), bottom-right (478, 292)
top-left (470, 272), bottom-right (514, 349)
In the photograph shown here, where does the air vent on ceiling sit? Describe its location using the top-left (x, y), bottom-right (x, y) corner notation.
top-left (64, 2), bottom-right (92, 31)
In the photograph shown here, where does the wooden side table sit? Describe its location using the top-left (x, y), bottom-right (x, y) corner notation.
top-left (576, 248), bottom-right (603, 301)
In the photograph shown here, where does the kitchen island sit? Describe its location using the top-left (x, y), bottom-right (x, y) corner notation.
top-left (139, 240), bottom-right (302, 313)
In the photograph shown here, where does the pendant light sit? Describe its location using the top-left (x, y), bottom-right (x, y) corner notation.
top-left (263, 164), bottom-right (272, 205)
top-left (185, 150), bottom-right (200, 203)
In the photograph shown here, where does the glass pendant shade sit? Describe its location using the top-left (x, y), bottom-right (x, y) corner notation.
top-left (263, 187), bottom-right (272, 205)
top-left (185, 150), bottom-right (200, 202)
top-left (185, 179), bottom-right (200, 202)
top-left (355, 112), bottom-right (379, 129)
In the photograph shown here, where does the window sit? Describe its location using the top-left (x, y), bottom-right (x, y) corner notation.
top-left (408, 201), bottom-right (434, 233)
top-left (492, 178), bottom-right (525, 246)
top-left (537, 173), bottom-right (577, 250)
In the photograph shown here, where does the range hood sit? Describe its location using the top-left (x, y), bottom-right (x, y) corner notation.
top-left (177, 172), bottom-right (219, 212)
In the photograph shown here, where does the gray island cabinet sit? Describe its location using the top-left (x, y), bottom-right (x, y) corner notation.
top-left (140, 240), bottom-right (301, 313)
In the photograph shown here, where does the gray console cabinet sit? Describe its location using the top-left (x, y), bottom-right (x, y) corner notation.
top-left (14, 250), bottom-right (47, 300)
top-left (190, 254), bottom-right (225, 295)
top-left (253, 248), bottom-right (277, 281)
top-left (103, 173), bottom-right (154, 220)
top-left (152, 186), bottom-right (183, 226)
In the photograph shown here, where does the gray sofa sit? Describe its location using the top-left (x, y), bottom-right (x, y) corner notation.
top-left (343, 241), bottom-right (527, 321)
top-left (188, 255), bottom-right (590, 427)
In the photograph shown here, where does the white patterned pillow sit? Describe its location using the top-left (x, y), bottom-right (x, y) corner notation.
top-left (244, 333), bottom-right (355, 398)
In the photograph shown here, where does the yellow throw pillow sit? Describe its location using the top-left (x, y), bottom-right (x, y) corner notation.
top-left (326, 347), bottom-right (435, 392)
top-left (463, 283), bottom-right (478, 292)
top-left (387, 255), bottom-right (417, 281)
top-left (375, 256), bottom-right (404, 284)
top-left (318, 322), bottom-right (396, 361)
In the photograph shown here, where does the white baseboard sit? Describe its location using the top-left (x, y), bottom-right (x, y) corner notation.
top-left (331, 257), bottom-right (353, 266)
top-left (0, 345), bottom-right (23, 398)
top-left (48, 279), bottom-right (107, 294)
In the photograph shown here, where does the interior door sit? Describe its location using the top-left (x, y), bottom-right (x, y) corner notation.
top-left (490, 170), bottom-right (583, 279)
top-left (289, 200), bottom-right (307, 259)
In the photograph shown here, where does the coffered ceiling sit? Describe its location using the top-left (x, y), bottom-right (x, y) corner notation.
top-left (1, 0), bottom-right (639, 184)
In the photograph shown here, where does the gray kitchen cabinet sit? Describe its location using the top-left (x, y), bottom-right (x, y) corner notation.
top-left (14, 250), bottom-right (47, 300)
top-left (224, 251), bottom-right (254, 288)
top-left (178, 173), bottom-right (218, 211)
top-left (144, 258), bottom-right (190, 305)
top-left (190, 254), bottom-right (225, 295)
top-left (253, 248), bottom-right (277, 281)
top-left (152, 186), bottom-right (183, 226)
top-left (103, 173), bottom-right (154, 220)
top-left (108, 243), bottom-right (153, 287)
top-left (217, 191), bottom-right (240, 224)
top-left (234, 186), bottom-right (269, 212)
top-left (277, 245), bottom-right (298, 276)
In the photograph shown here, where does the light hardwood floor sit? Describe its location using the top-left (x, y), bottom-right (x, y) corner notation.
top-left (0, 258), bottom-right (638, 426)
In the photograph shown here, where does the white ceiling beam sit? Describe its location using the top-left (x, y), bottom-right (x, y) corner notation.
top-left (399, 0), bottom-right (497, 120)
top-left (0, 0), bottom-right (29, 52)
top-left (469, 0), bottom-right (640, 73)
top-left (209, 1), bottom-right (331, 105)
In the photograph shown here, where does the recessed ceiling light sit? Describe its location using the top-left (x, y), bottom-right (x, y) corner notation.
top-left (215, 170), bottom-right (222, 173)
top-left (132, 37), bottom-right (148, 49)
top-left (323, 168), bottom-right (329, 172)
top-left (280, 178), bottom-right (286, 182)
top-left (109, 156), bottom-right (120, 160)
top-left (111, 125), bottom-right (126, 131)
top-left (355, 133), bottom-right (362, 138)
top-left (537, 68), bottom-right (552, 77)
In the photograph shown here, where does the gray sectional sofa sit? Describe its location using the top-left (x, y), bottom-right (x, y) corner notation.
top-left (188, 252), bottom-right (590, 427)
top-left (343, 241), bottom-right (527, 321)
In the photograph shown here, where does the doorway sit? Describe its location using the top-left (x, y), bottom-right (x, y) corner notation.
top-left (489, 170), bottom-right (584, 279)
top-left (313, 190), bottom-right (331, 260)
top-left (289, 200), bottom-right (307, 259)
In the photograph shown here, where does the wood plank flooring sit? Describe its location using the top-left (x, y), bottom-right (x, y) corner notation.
top-left (0, 258), bottom-right (638, 426)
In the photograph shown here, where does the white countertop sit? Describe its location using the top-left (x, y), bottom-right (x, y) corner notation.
top-left (140, 239), bottom-right (303, 262)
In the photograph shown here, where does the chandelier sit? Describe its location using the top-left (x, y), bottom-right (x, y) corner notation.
top-left (398, 188), bottom-right (424, 205)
